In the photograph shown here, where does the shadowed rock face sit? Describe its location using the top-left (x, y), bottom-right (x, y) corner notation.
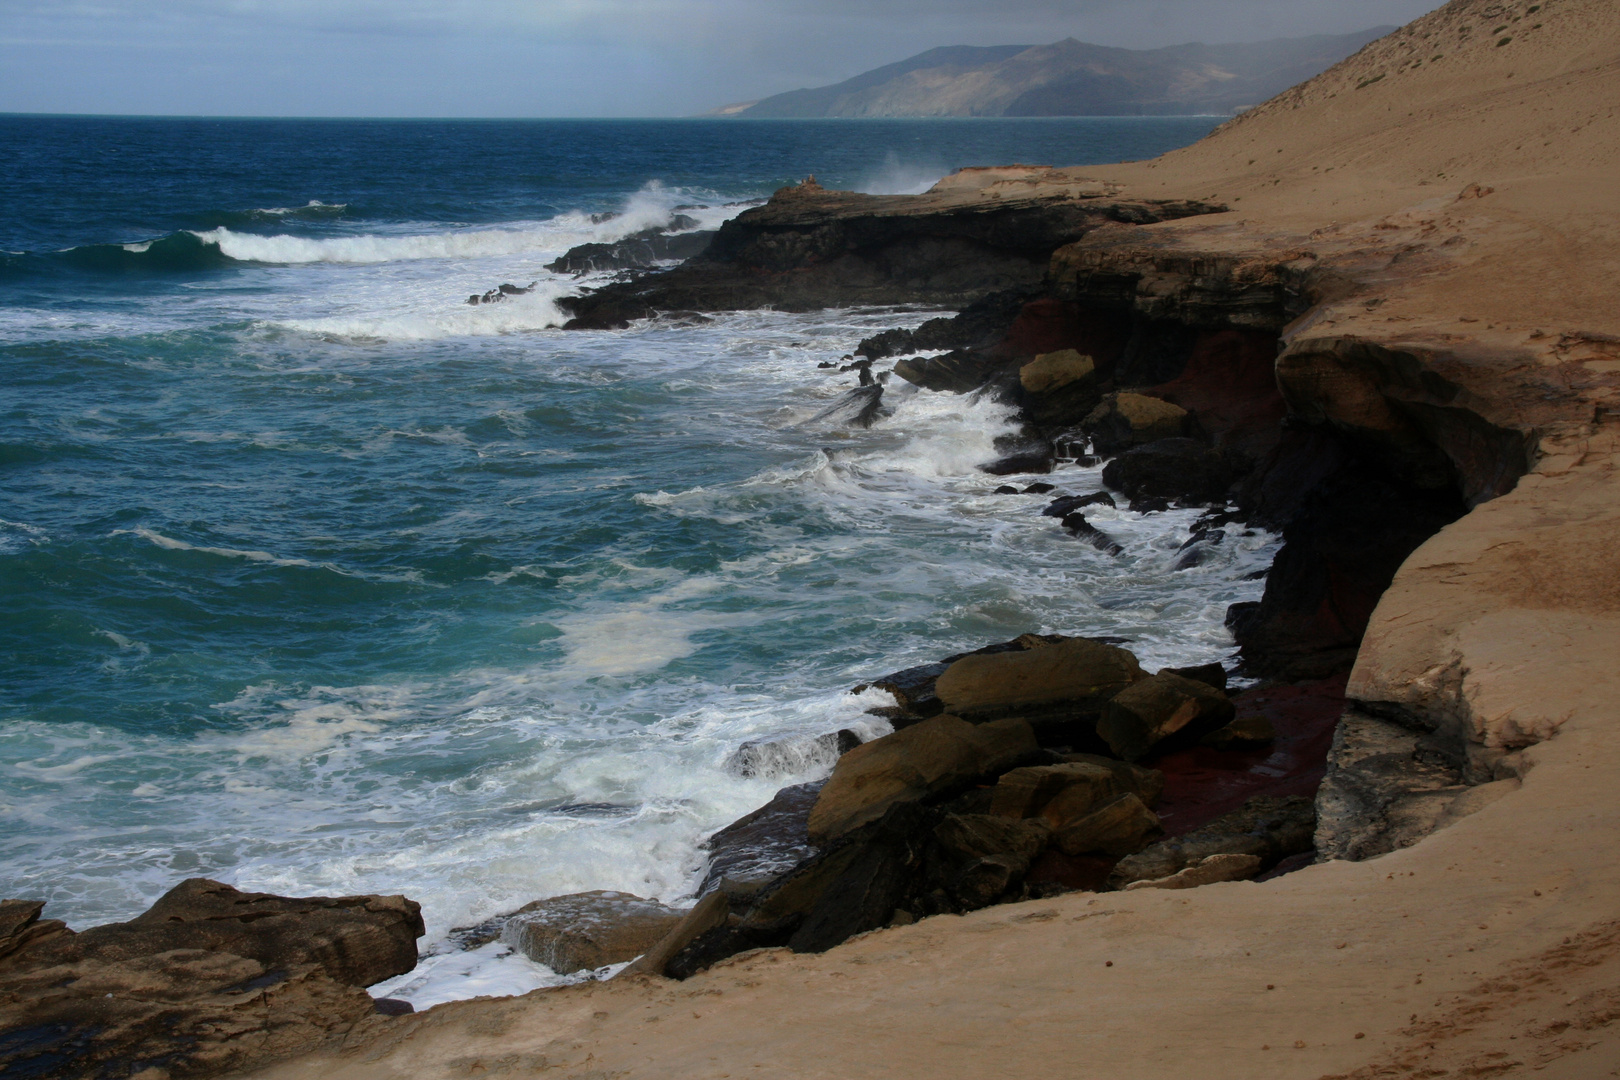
top-left (0, 879), bottom-right (424, 1080)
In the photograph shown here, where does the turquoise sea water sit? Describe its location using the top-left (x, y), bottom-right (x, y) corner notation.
top-left (0, 115), bottom-right (1272, 1001)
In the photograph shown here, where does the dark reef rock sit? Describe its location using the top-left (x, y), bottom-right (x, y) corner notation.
top-left (1101, 438), bottom-right (1232, 506)
top-left (546, 224), bottom-right (715, 275)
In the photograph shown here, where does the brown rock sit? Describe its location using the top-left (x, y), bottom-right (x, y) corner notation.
top-left (621, 891), bottom-right (732, 978)
top-left (29, 878), bottom-right (423, 989)
top-left (932, 813), bottom-right (1050, 868)
top-left (1109, 794), bottom-right (1316, 887)
top-left (806, 715), bottom-right (1036, 844)
top-left (503, 891), bottom-right (684, 974)
top-left (1083, 392), bottom-right (1189, 455)
top-left (1200, 713), bottom-right (1277, 750)
top-left (1019, 349), bottom-right (1095, 393)
top-left (0, 880), bottom-right (423, 1080)
top-left (989, 762), bottom-right (1117, 819)
top-left (1096, 671), bottom-right (1236, 761)
top-left (934, 638), bottom-right (1144, 722)
top-left (1050, 793), bottom-right (1164, 857)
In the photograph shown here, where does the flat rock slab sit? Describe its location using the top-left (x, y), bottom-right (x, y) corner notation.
top-left (503, 891), bottom-right (683, 974)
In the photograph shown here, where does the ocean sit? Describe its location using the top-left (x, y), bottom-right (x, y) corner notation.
top-left (0, 114), bottom-right (1271, 1004)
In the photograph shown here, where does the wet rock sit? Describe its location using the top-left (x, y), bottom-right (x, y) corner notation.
top-left (787, 803), bottom-right (938, 954)
top-left (1023, 482), bottom-right (1055, 494)
top-left (989, 761), bottom-right (1119, 819)
top-left (1083, 392), bottom-right (1190, 455)
top-left (1050, 792), bottom-right (1163, 857)
top-left (372, 996), bottom-right (415, 1016)
top-left (934, 637), bottom-right (1144, 723)
top-left (856, 289), bottom-right (1037, 361)
top-left (622, 891), bottom-right (732, 978)
top-left (728, 729), bottom-right (861, 780)
top-left (994, 484), bottom-right (1020, 494)
top-left (801, 383), bottom-right (887, 429)
top-left (978, 441), bottom-right (1055, 476)
top-left (1042, 491), bottom-right (1115, 517)
top-left (1061, 512), bottom-right (1124, 555)
top-left (699, 781), bottom-right (825, 902)
top-left (1097, 671), bottom-right (1236, 762)
top-left (806, 716), bottom-right (1037, 843)
top-left (893, 349), bottom-right (1005, 394)
top-left (1101, 437), bottom-right (1232, 506)
top-left (1109, 794), bottom-right (1316, 888)
top-left (545, 227), bottom-right (715, 275)
top-left (502, 891), bottom-right (683, 974)
top-left (855, 661), bottom-right (950, 723)
top-left (1123, 852), bottom-right (1263, 890)
top-left (0, 880), bottom-right (422, 1080)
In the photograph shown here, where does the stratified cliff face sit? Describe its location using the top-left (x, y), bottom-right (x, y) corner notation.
top-left (736, 29), bottom-right (1393, 118)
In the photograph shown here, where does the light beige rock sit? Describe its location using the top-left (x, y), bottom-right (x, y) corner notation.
top-left (1123, 853), bottom-right (1263, 890)
top-left (1018, 349), bottom-right (1095, 393)
top-left (1096, 671), bottom-right (1235, 761)
top-left (502, 891), bottom-right (683, 974)
top-left (934, 638), bottom-right (1143, 720)
top-left (1050, 793), bottom-right (1163, 856)
top-left (806, 716), bottom-right (1036, 843)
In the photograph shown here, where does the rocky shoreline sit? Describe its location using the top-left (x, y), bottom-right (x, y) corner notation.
top-left (8, 1), bottom-right (1620, 1073)
top-left (2, 167), bottom-right (1519, 1079)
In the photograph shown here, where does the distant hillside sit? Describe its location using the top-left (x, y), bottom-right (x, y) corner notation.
top-left (734, 29), bottom-right (1394, 118)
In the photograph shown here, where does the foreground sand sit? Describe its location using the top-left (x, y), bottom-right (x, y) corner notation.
top-left (244, 1), bottom-right (1620, 1075)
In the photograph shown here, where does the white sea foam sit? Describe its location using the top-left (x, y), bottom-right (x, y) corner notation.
top-left (113, 527), bottom-right (324, 568)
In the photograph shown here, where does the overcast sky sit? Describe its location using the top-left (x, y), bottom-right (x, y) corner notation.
top-left (0, 0), bottom-right (1445, 117)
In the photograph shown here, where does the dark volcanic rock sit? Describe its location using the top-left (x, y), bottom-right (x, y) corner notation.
top-left (1082, 392), bottom-right (1191, 455)
top-left (1042, 491), bottom-right (1116, 517)
top-left (857, 661), bottom-right (950, 723)
top-left (1060, 512), bottom-right (1123, 555)
top-left (559, 183), bottom-right (1222, 329)
top-left (1101, 438), bottom-right (1232, 506)
top-left (546, 227), bottom-right (716, 275)
top-left (893, 349), bottom-right (1008, 394)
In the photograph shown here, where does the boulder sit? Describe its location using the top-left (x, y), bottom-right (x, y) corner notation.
top-left (933, 637), bottom-right (1144, 723)
top-left (699, 780), bottom-right (824, 904)
top-left (1061, 512), bottom-right (1123, 555)
top-left (1019, 349), bottom-right (1095, 394)
top-left (502, 891), bottom-right (683, 974)
top-left (1042, 491), bottom-right (1115, 517)
top-left (1123, 853), bottom-right (1263, 890)
top-left (989, 761), bottom-right (1118, 819)
top-left (0, 880), bottom-right (423, 1080)
top-left (1160, 661), bottom-right (1228, 692)
top-left (1083, 392), bottom-right (1190, 455)
top-left (1096, 671), bottom-right (1236, 762)
top-left (1101, 438), bottom-right (1232, 506)
top-left (856, 661), bottom-right (950, 721)
top-left (1109, 794), bottom-right (1316, 888)
top-left (621, 891), bottom-right (731, 978)
top-left (806, 716), bottom-right (1036, 843)
top-left (25, 878), bottom-right (423, 989)
top-left (932, 813), bottom-right (1050, 869)
top-left (893, 349), bottom-right (1003, 394)
top-left (978, 443), bottom-right (1055, 476)
top-left (1049, 793), bottom-right (1163, 857)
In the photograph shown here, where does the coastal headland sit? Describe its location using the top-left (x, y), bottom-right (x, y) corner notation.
top-left (4, 0), bottom-right (1618, 1075)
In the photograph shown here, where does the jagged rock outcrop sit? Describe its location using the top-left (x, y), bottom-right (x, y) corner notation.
top-left (0, 879), bottom-right (423, 1080)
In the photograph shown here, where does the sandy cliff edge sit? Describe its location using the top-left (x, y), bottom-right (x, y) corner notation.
top-left (243, 1), bottom-right (1620, 1076)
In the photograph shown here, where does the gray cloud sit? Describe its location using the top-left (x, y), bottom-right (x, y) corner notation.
top-left (0, 0), bottom-right (1445, 116)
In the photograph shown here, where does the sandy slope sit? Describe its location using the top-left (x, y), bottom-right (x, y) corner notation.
top-left (241, 1), bottom-right (1620, 1076)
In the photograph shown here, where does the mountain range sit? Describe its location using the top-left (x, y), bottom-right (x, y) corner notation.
top-left (718, 28), bottom-right (1394, 118)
